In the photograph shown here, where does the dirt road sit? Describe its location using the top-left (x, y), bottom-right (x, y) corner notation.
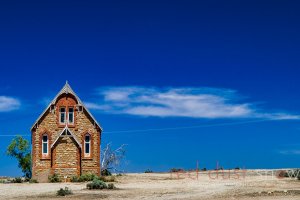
top-left (0, 170), bottom-right (300, 200)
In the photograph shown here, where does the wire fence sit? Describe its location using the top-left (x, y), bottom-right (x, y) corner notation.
top-left (0, 118), bottom-right (272, 137)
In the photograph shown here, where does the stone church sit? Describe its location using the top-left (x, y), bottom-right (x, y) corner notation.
top-left (31, 82), bottom-right (102, 182)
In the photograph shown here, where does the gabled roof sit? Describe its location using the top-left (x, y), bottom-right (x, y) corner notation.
top-left (51, 125), bottom-right (82, 149)
top-left (31, 81), bottom-right (102, 132)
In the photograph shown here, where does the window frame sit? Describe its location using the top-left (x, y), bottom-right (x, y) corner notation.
top-left (42, 134), bottom-right (49, 156)
top-left (68, 107), bottom-right (74, 124)
top-left (84, 134), bottom-right (91, 157)
top-left (59, 107), bottom-right (66, 124)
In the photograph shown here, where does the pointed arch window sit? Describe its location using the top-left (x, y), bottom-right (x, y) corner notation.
top-left (84, 134), bottom-right (91, 157)
top-left (42, 135), bottom-right (48, 155)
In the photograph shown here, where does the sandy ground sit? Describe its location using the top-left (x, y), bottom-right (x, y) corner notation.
top-left (1, 170), bottom-right (300, 200)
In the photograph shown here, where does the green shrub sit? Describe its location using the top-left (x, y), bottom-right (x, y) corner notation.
top-left (116, 173), bottom-right (123, 176)
top-left (12, 177), bottom-right (22, 183)
top-left (57, 187), bottom-right (73, 196)
top-left (107, 183), bottom-right (116, 190)
top-left (71, 176), bottom-right (79, 182)
top-left (29, 179), bottom-right (38, 183)
top-left (0, 180), bottom-right (5, 184)
top-left (82, 173), bottom-right (97, 181)
top-left (86, 179), bottom-right (107, 190)
top-left (144, 169), bottom-right (153, 173)
top-left (101, 169), bottom-right (112, 176)
top-left (71, 173), bottom-right (98, 182)
top-left (48, 174), bottom-right (60, 183)
top-left (97, 176), bottom-right (115, 182)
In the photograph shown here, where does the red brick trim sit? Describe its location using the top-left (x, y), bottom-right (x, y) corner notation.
top-left (55, 94), bottom-right (77, 128)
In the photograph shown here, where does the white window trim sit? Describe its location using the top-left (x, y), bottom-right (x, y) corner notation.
top-left (59, 107), bottom-right (66, 124)
top-left (84, 134), bottom-right (91, 157)
top-left (42, 135), bottom-right (48, 156)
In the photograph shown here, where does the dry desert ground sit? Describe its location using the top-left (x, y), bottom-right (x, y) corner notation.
top-left (1, 170), bottom-right (300, 200)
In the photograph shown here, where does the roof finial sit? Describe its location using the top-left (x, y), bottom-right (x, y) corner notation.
top-left (66, 80), bottom-right (68, 85)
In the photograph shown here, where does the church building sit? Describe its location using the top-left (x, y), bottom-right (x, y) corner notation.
top-left (31, 82), bottom-right (102, 182)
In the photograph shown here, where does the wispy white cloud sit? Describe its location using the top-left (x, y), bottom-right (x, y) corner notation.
top-left (0, 96), bottom-right (21, 112)
top-left (279, 150), bottom-right (300, 155)
top-left (85, 86), bottom-right (300, 120)
top-left (84, 102), bottom-right (111, 110)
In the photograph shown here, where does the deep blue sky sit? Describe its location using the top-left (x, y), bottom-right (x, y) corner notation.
top-left (1, 0), bottom-right (300, 176)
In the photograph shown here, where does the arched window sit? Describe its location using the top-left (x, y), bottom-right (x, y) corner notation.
top-left (42, 135), bottom-right (48, 155)
top-left (84, 134), bottom-right (91, 157)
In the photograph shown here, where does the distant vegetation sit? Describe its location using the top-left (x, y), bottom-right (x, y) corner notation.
top-left (0, 177), bottom-right (38, 184)
top-left (170, 168), bottom-right (184, 172)
top-left (144, 169), bottom-right (153, 173)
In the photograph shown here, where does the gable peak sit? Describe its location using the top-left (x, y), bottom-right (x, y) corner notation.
top-left (51, 81), bottom-right (82, 105)
top-left (31, 82), bottom-right (103, 132)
